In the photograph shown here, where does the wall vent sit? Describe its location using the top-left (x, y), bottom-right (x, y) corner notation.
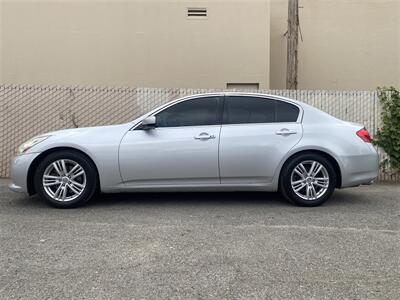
top-left (187, 8), bottom-right (207, 18)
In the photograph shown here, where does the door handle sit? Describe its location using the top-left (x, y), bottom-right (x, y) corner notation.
top-left (276, 128), bottom-right (297, 136)
top-left (194, 132), bottom-right (216, 140)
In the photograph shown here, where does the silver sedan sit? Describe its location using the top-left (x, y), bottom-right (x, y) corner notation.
top-left (9, 93), bottom-right (379, 208)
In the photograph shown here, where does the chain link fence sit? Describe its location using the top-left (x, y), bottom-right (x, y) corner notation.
top-left (0, 84), bottom-right (398, 181)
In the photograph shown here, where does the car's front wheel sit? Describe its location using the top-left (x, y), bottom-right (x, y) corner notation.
top-left (280, 153), bottom-right (336, 206)
top-left (34, 150), bottom-right (98, 208)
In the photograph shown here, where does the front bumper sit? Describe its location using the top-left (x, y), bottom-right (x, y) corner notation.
top-left (9, 152), bottom-right (40, 193)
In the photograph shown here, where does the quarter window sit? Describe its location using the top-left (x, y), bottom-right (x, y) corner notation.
top-left (156, 97), bottom-right (220, 127)
top-left (223, 96), bottom-right (299, 124)
top-left (276, 100), bottom-right (300, 122)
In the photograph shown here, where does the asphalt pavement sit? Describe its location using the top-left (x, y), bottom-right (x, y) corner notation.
top-left (0, 179), bottom-right (399, 299)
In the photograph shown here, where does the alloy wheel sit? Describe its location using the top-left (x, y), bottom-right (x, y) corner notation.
top-left (290, 160), bottom-right (330, 201)
top-left (42, 159), bottom-right (87, 202)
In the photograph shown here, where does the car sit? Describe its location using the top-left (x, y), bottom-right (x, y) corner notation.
top-left (9, 92), bottom-right (379, 208)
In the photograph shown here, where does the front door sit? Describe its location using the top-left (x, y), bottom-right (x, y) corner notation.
top-left (119, 96), bottom-right (223, 186)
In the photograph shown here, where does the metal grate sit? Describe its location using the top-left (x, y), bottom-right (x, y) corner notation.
top-left (187, 7), bottom-right (207, 17)
top-left (0, 85), bottom-right (398, 181)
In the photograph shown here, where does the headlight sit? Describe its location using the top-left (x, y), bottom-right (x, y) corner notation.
top-left (17, 135), bottom-right (51, 155)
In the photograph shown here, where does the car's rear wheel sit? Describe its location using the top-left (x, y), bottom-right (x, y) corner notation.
top-left (280, 153), bottom-right (336, 206)
top-left (34, 150), bottom-right (98, 208)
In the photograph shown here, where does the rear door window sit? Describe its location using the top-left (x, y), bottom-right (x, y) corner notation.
top-left (223, 96), bottom-right (299, 124)
top-left (223, 96), bottom-right (275, 124)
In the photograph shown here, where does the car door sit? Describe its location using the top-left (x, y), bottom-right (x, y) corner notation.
top-left (219, 96), bottom-right (303, 185)
top-left (119, 96), bottom-right (223, 187)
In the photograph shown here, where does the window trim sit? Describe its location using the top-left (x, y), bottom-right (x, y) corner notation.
top-left (222, 95), bottom-right (301, 125)
top-left (130, 93), bottom-right (303, 131)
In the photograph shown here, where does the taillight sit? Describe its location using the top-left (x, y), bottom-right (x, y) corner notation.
top-left (356, 128), bottom-right (372, 143)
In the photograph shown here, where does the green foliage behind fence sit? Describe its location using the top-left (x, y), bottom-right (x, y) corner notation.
top-left (374, 87), bottom-right (400, 173)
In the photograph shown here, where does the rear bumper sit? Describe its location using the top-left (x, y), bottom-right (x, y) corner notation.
top-left (9, 152), bottom-right (40, 194)
top-left (340, 145), bottom-right (379, 188)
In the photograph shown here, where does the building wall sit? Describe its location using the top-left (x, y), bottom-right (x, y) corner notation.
top-left (1, 0), bottom-right (399, 91)
top-left (270, 0), bottom-right (400, 90)
top-left (0, 0), bottom-right (270, 89)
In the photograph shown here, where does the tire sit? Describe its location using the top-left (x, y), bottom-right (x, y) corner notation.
top-left (34, 150), bottom-right (98, 208)
top-left (279, 153), bottom-right (337, 207)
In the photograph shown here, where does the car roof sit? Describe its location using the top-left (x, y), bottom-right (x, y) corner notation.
top-left (180, 92), bottom-right (304, 106)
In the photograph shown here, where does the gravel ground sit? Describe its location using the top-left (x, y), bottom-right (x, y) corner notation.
top-left (0, 178), bottom-right (399, 299)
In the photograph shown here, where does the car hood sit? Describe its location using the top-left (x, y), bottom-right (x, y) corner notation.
top-left (44, 127), bottom-right (97, 136)
top-left (25, 122), bottom-right (135, 154)
top-left (42, 123), bottom-right (133, 138)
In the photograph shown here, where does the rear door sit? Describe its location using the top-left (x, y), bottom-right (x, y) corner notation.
top-left (219, 96), bottom-right (302, 185)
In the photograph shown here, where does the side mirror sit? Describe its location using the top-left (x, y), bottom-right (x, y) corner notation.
top-left (140, 116), bottom-right (156, 130)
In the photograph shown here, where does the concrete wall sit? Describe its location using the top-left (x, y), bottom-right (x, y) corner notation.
top-left (270, 0), bottom-right (400, 90)
top-left (0, 0), bottom-right (270, 89)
